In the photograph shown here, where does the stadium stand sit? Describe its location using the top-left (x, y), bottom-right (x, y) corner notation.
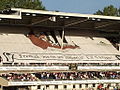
top-left (0, 8), bottom-right (120, 90)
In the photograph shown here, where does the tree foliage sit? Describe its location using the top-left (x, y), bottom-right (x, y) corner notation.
top-left (94, 5), bottom-right (120, 16)
top-left (0, 0), bottom-right (45, 10)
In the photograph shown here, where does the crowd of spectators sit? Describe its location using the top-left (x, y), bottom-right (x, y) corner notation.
top-left (97, 83), bottom-right (120, 90)
top-left (0, 71), bottom-right (120, 81)
top-left (34, 71), bottom-right (120, 80)
top-left (0, 73), bottom-right (37, 81)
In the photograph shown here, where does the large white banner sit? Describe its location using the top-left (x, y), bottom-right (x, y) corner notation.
top-left (2, 52), bottom-right (120, 63)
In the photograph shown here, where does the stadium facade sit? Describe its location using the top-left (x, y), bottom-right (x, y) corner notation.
top-left (0, 8), bottom-right (120, 90)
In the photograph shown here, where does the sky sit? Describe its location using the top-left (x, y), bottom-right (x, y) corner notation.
top-left (41, 0), bottom-right (120, 14)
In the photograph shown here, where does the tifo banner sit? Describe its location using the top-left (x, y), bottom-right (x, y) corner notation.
top-left (2, 52), bottom-right (120, 63)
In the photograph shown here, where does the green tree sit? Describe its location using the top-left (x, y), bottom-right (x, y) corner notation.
top-left (118, 8), bottom-right (120, 16)
top-left (0, 0), bottom-right (45, 10)
top-left (94, 5), bottom-right (119, 16)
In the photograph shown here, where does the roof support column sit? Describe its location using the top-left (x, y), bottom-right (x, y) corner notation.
top-left (61, 28), bottom-right (65, 49)
top-left (118, 32), bottom-right (120, 51)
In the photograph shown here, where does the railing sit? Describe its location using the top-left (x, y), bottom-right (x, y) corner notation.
top-left (1, 62), bottom-right (120, 66)
top-left (0, 66), bottom-right (69, 71)
top-left (7, 79), bottom-right (120, 86)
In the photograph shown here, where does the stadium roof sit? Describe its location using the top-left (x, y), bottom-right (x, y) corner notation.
top-left (0, 8), bottom-right (120, 32)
